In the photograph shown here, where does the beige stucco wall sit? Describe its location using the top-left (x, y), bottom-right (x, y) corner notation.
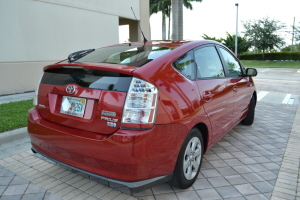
top-left (0, 0), bottom-right (150, 96)
top-left (0, 61), bottom-right (58, 95)
top-left (139, 0), bottom-right (151, 41)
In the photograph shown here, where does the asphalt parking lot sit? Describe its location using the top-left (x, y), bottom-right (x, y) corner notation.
top-left (0, 68), bottom-right (300, 200)
top-left (254, 68), bottom-right (300, 105)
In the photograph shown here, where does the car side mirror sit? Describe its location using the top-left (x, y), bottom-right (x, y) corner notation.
top-left (245, 68), bottom-right (257, 77)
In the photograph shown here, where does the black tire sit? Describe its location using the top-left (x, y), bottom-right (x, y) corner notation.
top-left (241, 95), bottom-right (255, 125)
top-left (169, 128), bottom-right (204, 189)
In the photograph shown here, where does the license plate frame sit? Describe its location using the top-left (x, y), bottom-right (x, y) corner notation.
top-left (60, 96), bottom-right (87, 118)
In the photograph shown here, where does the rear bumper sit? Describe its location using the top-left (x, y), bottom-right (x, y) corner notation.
top-left (28, 108), bottom-right (188, 191)
top-left (31, 147), bottom-right (172, 193)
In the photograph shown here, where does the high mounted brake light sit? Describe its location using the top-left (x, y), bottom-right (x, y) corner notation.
top-left (121, 78), bottom-right (158, 129)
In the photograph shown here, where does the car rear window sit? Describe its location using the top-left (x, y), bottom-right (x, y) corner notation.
top-left (41, 68), bottom-right (132, 92)
top-left (73, 46), bottom-right (172, 67)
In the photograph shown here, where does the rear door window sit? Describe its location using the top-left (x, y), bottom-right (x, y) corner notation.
top-left (194, 46), bottom-right (225, 79)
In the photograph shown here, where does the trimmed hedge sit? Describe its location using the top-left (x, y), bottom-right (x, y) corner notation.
top-left (240, 52), bottom-right (300, 61)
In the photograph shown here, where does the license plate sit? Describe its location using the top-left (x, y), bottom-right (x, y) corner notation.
top-left (60, 96), bottom-right (87, 117)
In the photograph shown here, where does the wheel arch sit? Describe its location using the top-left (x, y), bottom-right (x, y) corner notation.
top-left (194, 123), bottom-right (209, 153)
top-left (253, 91), bottom-right (257, 106)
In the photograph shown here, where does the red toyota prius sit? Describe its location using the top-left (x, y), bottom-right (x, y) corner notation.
top-left (28, 40), bottom-right (257, 192)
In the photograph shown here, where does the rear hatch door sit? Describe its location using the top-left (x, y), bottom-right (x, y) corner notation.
top-left (37, 64), bottom-right (134, 134)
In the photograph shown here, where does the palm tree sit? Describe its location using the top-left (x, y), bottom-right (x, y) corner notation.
top-left (150, 0), bottom-right (171, 40)
top-left (151, 0), bottom-right (203, 40)
top-left (171, 0), bottom-right (178, 40)
top-left (172, 0), bottom-right (203, 40)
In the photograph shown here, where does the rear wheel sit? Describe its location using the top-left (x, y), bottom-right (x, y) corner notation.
top-left (242, 96), bottom-right (255, 125)
top-left (169, 128), bottom-right (203, 189)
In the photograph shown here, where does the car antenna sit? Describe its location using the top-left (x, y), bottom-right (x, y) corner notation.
top-left (131, 7), bottom-right (147, 43)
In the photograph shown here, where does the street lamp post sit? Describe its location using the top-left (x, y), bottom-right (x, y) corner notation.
top-left (235, 3), bottom-right (239, 56)
top-left (291, 17), bottom-right (295, 52)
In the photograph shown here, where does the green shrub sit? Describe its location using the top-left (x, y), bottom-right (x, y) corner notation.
top-left (240, 52), bottom-right (300, 61)
top-left (241, 60), bottom-right (300, 68)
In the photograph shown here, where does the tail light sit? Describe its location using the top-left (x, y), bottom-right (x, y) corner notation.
top-left (121, 78), bottom-right (158, 129)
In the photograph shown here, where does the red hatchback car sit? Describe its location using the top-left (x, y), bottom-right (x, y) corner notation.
top-left (28, 40), bottom-right (257, 192)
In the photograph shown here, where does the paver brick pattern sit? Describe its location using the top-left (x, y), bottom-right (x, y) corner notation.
top-left (0, 102), bottom-right (299, 200)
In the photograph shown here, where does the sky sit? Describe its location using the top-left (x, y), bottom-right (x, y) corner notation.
top-left (148, 0), bottom-right (300, 46)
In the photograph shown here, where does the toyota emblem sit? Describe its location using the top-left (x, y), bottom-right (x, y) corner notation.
top-left (66, 85), bottom-right (77, 94)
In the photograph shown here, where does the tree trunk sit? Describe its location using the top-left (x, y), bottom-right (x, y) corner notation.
top-left (171, 0), bottom-right (178, 40)
top-left (168, 14), bottom-right (171, 39)
top-left (168, 7), bottom-right (171, 40)
top-left (162, 13), bottom-right (166, 40)
top-left (177, 0), bottom-right (183, 40)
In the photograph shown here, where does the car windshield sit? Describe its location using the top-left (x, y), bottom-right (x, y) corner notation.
top-left (73, 45), bottom-right (172, 67)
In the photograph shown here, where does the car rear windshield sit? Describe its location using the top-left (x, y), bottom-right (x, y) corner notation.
top-left (73, 45), bottom-right (172, 67)
top-left (41, 68), bottom-right (132, 92)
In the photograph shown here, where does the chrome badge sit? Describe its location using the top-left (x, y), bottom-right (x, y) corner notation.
top-left (107, 122), bottom-right (116, 127)
top-left (66, 85), bottom-right (77, 94)
top-left (101, 110), bottom-right (116, 117)
top-left (101, 116), bottom-right (118, 128)
top-left (101, 116), bottom-right (118, 122)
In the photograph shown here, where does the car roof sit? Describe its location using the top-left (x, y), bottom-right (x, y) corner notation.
top-left (116, 40), bottom-right (220, 49)
top-left (133, 40), bottom-right (191, 48)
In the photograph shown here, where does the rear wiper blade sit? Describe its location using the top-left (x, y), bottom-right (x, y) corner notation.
top-left (68, 49), bottom-right (95, 63)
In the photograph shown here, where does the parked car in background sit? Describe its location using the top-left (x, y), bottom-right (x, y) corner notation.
top-left (28, 40), bottom-right (257, 192)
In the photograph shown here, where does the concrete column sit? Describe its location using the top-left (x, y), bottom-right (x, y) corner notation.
top-left (139, 0), bottom-right (150, 41)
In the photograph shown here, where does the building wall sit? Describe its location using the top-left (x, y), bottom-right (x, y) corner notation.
top-left (139, 0), bottom-right (151, 41)
top-left (0, 0), bottom-right (149, 96)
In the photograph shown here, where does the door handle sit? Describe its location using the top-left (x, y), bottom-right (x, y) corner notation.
top-left (233, 85), bottom-right (238, 92)
top-left (202, 91), bottom-right (212, 102)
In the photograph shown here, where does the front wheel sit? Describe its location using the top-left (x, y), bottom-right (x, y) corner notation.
top-left (169, 128), bottom-right (204, 189)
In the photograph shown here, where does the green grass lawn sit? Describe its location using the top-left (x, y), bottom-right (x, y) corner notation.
top-left (241, 60), bottom-right (300, 68)
top-left (0, 99), bottom-right (33, 133)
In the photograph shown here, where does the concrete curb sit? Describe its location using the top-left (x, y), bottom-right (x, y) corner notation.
top-left (0, 127), bottom-right (28, 145)
top-left (0, 92), bottom-right (34, 104)
top-left (271, 105), bottom-right (300, 199)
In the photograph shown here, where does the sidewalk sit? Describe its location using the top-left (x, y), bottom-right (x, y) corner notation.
top-left (0, 92), bottom-right (35, 104)
top-left (0, 92), bottom-right (300, 200)
top-left (0, 92), bottom-right (35, 159)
